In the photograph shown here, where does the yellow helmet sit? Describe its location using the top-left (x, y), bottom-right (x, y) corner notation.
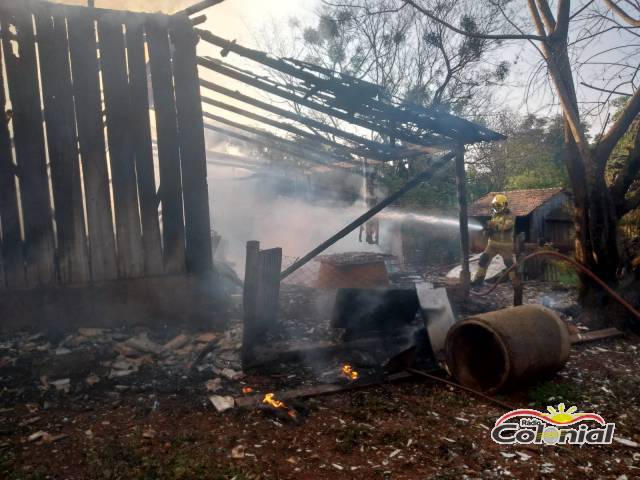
top-left (491, 194), bottom-right (508, 213)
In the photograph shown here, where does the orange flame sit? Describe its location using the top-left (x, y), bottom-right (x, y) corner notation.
top-left (263, 393), bottom-right (285, 409)
top-left (242, 387), bottom-right (253, 394)
top-left (262, 393), bottom-right (297, 418)
top-left (341, 364), bottom-right (359, 381)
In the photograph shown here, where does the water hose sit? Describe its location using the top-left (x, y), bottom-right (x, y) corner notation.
top-left (472, 250), bottom-right (640, 321)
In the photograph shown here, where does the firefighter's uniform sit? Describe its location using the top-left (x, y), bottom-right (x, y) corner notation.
top-left (473, 194), bottom-right (518, 285)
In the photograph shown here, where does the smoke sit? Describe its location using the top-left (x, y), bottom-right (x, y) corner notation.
top-left (208, 161), bottom-right (385, 275)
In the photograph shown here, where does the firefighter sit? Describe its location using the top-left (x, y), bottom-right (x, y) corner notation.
top-left (472, 193), bottom-right (519, 287)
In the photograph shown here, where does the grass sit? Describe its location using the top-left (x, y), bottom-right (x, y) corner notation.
top-left (335, 424), bottom-right (371, 454)
top-left (528, 380), bottom-right (581, 407)
top-left (85, 438), bottom-right (250, 480)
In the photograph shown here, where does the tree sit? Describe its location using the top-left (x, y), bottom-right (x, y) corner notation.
top-left (259, 0), bottom-right (511, 215)
top-left (468, 112), bottom-right (569, 196)
top-left (393, 0), bottom-right (640, 304)
top-left (289, 0), bottom-right (510, 117)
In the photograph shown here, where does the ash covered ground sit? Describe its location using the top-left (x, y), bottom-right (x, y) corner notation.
top-left (1, 271), bottom-right (639, 479)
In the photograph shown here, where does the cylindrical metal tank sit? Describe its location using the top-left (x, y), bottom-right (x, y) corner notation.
top-left (445, 305), bottom-right (570, 393)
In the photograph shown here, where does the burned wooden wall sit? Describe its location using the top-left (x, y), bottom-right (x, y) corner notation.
top-left (0, 0), bottom-right (216, 330)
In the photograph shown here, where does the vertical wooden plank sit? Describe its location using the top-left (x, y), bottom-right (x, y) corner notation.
top-left (257, 247), bottom-right (282, 329)
top-left (0, 33), bottom-right (26, 289)
top-left (146, 15), bottom-right (185, 274)
top-left (170, 15), bottom-right (212, 274)
top-left (66, 9), bottom-right (117, 281)
top-left (125, 18), bottom-right (163, 276)
top-left (242, 240), bottom-right (260, 366)
top-left (1, 5), bottom-right (56, 287)
top-left (34, 6), bottom-right (90, 285)
top-left (97, 15), bottom-right (144, 278)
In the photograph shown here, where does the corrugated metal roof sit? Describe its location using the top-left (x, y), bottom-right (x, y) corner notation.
top-left (469, 187), bottom-right (566, 217)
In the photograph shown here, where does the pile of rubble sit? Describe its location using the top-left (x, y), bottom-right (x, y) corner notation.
top-left (0, 323), bottom-right (247, 407)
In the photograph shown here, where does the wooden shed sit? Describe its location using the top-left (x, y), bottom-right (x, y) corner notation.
top-left (0, 0), bottom-right (221, 331)
top-left (469, 188), bottom-right (574, 252)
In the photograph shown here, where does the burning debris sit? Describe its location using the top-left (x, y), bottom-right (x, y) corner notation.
top-left (340, 364), bottom-right (359, 381)
top-left (262, 393), bottom-right (299, 422)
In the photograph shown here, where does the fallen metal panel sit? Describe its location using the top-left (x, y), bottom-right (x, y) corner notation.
top-left (415, 282), bottom-right (457, 360)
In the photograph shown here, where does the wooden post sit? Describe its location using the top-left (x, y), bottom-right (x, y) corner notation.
top-left (455, 144), bottom-right (470, 295)
top-left (514, 233), bottom-right (525, 306)
top-left (242, 241), bottom-right (282, 368)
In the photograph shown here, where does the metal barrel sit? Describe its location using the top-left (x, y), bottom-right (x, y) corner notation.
top-left (445, 305), bottom-right (570, 393)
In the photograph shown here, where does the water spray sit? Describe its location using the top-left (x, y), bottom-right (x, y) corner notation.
top-left (379, 210), bottom-right (484, 231)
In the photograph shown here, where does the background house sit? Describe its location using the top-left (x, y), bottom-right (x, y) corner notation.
top-left (469, 187), bottom-right (574, 252)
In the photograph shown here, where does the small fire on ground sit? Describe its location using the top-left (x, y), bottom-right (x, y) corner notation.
top-left (263, 393), bottom-right (297, 418)
top-left (341, 364), bottom-right (358, 381)
top-left (242, 387), bottom-right (253, 394)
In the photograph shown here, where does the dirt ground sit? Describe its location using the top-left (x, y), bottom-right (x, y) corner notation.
top-left (2, 280), bottom-right (640, 479)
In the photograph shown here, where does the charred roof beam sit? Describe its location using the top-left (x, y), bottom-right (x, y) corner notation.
top-left (195, 29), bottom-right (504, 144)
top-left (199, 78), bottom-right (416, 160)
top-left (197, 56), bottom-right (458, 150)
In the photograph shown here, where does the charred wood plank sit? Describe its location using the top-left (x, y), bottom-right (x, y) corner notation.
top-left (234, 371), bottom-right (414, 408)
top-left (97, 16), bottom-right (145, 278)
top-left (125, 20), bottom-right (163, 276)
top-left (169, 15), bottom-right (212, 274)
top-left (146, 15), bottom-right (186, 274)
top-left (178, 0), bottom-right (225, 16)
top-left (1, 6), bottom-right (56, 287)
top-left (34, 5), bottom-right (90, 285)
top-left (242, 240), bottom-right (260, 366)
top-left (569, 327), bottom-right (623, 345)
top-left (67, 10), bottom-right (118, 281)
top-left (0, 31), bottom-right (26, 289)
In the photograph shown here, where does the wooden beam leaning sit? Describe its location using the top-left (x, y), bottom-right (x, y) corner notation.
top-left (1, 7), bottom-right (56, 287)
top-left (169, 15), bottom-right (213, 274)
top-left (67, 9), bottom-right (118, 281)
top-left (34, 5), bottom-right (90, 284)
top-left (125, 19), bottom-right (164, 276)
top-left (0, 31), bottom-right (25, 289)
top-left (97, 15), bottom-right (145, 278)
top-left (177, 0), bottom-right (225, 16)
top-left (146, 15), bottom-right (186, 274)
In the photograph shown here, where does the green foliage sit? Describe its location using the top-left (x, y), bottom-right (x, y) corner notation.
top-left (528, 381), bottom-right (581, 408)
top-left (468, 113), bottom-right (569, 199)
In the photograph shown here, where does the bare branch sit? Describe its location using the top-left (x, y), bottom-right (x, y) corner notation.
top-left (604, 0), bottom-right (640, 26)
top-left (596, 87), bottom-right (640, 160)
top-left (401, 0), bottom-right (546, 41)
top-left (535, 0), bottom-right (556, 32)
top-left (580, 81), bottom-right (633, 96)
top-left (553, 0), bottom-right (572, 40)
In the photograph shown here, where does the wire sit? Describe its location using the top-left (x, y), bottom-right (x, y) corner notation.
top-left (472, 250), bottom-right (640, 321)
